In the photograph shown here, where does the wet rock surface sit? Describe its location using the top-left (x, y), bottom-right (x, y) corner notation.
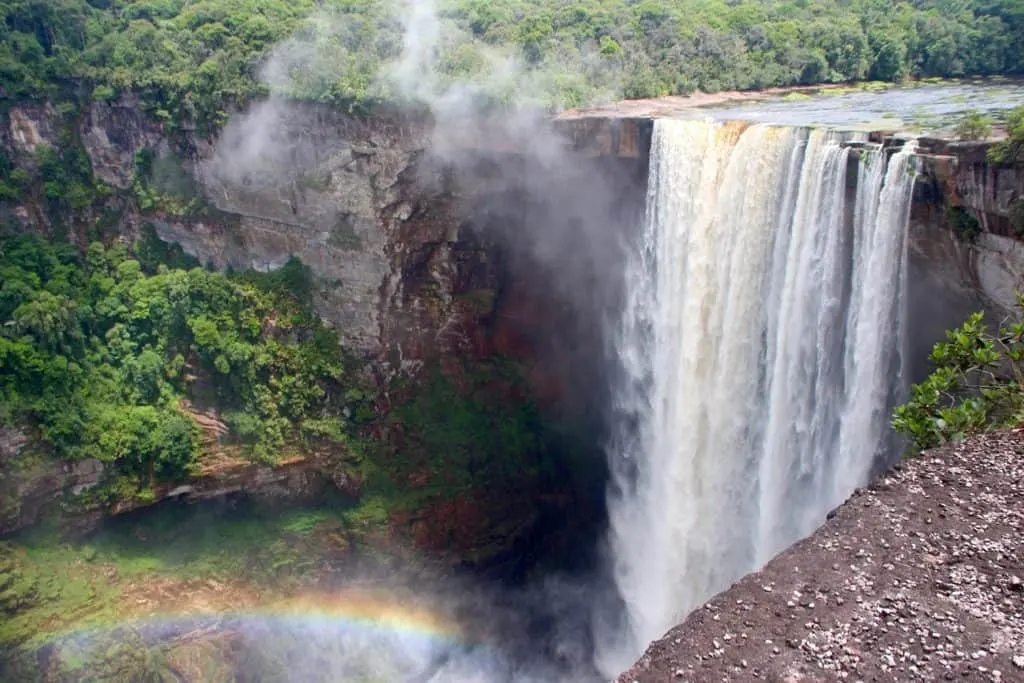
top-left (618, 430), bottom-right (1024, 682)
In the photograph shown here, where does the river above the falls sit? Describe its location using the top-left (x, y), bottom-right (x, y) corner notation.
top-left (561, 78), bottom-right (1024, 135)
top-left (699, 78), bottom-right (1024, 132)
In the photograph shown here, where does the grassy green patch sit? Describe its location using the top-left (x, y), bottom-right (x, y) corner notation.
top-left (341, 494), bottom-right (391, 528)
top-left (81, 498), bottom-right (354, 582)
top-left (0, 536), bottom-right (124, 649)
top-left (861, 81), bottom-right (894, 92)
top-left (818, 86), bottom-right (859, 97)
top-left (0, 495), bottom-right (364, 665)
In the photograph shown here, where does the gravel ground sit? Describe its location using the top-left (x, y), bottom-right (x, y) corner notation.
top-left (617, 430), bottom-right (1024, 682)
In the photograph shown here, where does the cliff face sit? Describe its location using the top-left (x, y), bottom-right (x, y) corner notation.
top-left (912, 143), bottom-right (1024, 308)
top-left (0, 98), bottom-right (647, 569)
top-left (6, 104), bottom-right (1021, 361)
top-left (3, 98), bottom-right (1023, 566)
top-left (3, 98), bottom-right (463, 358)
top-left (903, 139), bottom-right (1024, 379)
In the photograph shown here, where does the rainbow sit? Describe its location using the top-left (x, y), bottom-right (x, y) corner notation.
top-left (40, 587), bottom-right (471, 654)
top-left (250, 589), bottom-right (467, 644)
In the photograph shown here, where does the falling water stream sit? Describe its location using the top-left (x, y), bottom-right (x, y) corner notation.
top-left (599, 118), bottom-right (919, 673)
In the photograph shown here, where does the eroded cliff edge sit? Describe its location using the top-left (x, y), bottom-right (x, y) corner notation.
top-left (617, 430), bottom-right (1024, 682)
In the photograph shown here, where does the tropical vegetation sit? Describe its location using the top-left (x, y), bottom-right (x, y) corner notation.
top-left (988, 104), bottom-right (1024, 163)
top-left (1, 0), bottom-right (1023, 129)
top-left (954, 110), bottom-right (994, 140)
top-left (0, 231), bottom-right (366, 503)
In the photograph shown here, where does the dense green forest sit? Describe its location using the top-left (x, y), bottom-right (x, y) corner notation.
top-left (1, 0), bottom-right (1022, 129)
top-left (0, 232), bottom-right (367, 505)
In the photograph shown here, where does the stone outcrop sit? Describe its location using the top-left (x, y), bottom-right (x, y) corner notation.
top-left (0, 425), bottom-right (106, 534)
top-left (81, 96), bottom-right (169, 190)
top-left (5, 103), bottom-right (60, 158)
top-left (0, 422), bottom-right (338, 535)
top-left (913, 139), bottom-right (1024, 311)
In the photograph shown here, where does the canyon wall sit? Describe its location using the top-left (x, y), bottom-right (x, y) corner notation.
top-left (2, 99), bottom-right (1022, 562)
top-left (906, 138), bottom-right (1024, 379)
top-left (0, 98), bottom-right (648, 570)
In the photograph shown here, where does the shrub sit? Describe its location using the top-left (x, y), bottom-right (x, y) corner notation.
top-left (892, 298), bottom-right (1024, 452)
top-left (1009, 199), bottom-right (1024, 237)
top-left (947, 205), bottom-right (981, 242)
top-left (92, 84), bottom-right (117, 101)
top-left (0, 234), bottom-right (360, 502)
top-left (988, 106), bottom-right (1024, 164)
top-left (954, 110), bottom-right (993, 140)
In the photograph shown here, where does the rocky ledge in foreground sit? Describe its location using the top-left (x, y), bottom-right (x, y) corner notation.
top-left (619, 431), bottom-right (1024, 682)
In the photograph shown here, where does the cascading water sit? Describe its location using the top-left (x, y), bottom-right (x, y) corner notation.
top-left (599, 118), bottom-right (918, 673)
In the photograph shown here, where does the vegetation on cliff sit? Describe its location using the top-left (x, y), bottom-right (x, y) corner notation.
top-left (0, 0), bottom-right (1022, 126)
top-left (0, 232), bottom-right (367, 505)
top-left (893, 297), bottom-right (1024, 451)
top-left (953, 110), bottom-right (994, 141)
top-left (988, 104), bottom-right (1024, 163)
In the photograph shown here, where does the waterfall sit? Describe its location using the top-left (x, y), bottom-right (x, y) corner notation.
top-left (599, 118), bottom-right (918, 673)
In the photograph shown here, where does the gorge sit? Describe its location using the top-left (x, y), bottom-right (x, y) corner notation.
top-left (2, 81), bottom-right (1024, 681)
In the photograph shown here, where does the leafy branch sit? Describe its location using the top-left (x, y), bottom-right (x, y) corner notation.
top-left (892, 296), bottom-right (1024, 452)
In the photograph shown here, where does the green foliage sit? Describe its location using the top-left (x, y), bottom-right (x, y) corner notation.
top-left (1, 134), bottom-right (112, 235)
top-left (131, 147), bottom-right (209, 216)
top-left (1009, 199), bottom-right (1024, 237)
top-left (360, 358), bottom-right (584, 520)
top-left (947, 205), bottom-right (981, 242)
top-left (954, 110), bottom-right (994, 140)
top-left (0, 151), bottom-right (29, 202)
top-left (0, 234), bottom-right (361, 499)
top-left (988, 105), bottom-right (1024, 163)
top-left (1, 0), bottom-right (1023, 123)
top-left (892, 300), bottom-right (1024, 452)
top-left (0, 497), bottom-right (357, 671)
top-left (0, 0), bottom-right (323, 132)
top-left (232, 256), bottom-right (317, 310)
top-left (34, 144), bottom-right (106, 212)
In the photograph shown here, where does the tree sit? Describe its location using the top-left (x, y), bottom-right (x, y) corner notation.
top-left (11, 291), bottom-right (81, 353)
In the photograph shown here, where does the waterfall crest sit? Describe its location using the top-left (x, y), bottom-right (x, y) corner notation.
top-left (599, 118), bottom-right (918, 673)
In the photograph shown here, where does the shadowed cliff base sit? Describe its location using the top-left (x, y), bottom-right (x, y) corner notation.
top-left (617, 430), bottom-right (1024, 682)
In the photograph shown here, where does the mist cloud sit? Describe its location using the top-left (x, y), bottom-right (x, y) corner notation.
top-left (198, 2), bottom-right (638, 680)
top-left (206, 0), bottom-right (622, 184)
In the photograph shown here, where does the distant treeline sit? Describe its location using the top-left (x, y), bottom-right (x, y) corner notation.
top-left (1, 0), bottom-right (1022, 128)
